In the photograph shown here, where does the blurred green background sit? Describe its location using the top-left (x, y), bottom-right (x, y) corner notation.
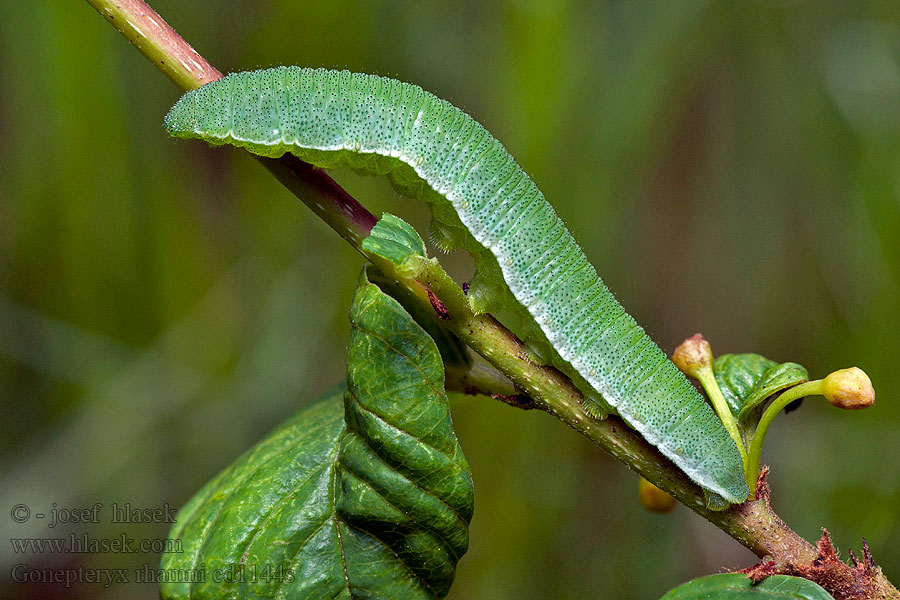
top-left (2, 1), bottom-right (899, 598)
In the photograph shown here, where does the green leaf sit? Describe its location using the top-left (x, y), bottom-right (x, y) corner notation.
top-left (160, 272), bottom-right (474, 600)
top-left (660, 573), bottom-right (834, 599)
top-left (713, 353), bottom-right (809, 444)
top-left (735, 361), bottom-right (809, 422)
top-left (363, 267), bottom-right (470, 368)
top-left (361, 213), bottom-right (469, 367)
top-left (361, 212), bottom-right (428, 265)
top-left (715, 353), bottom-right (779, 416)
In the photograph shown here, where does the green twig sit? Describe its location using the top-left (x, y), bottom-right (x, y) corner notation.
top-left (695, 368), bottom-right (749, 466)
top-left (746, 380), bottom-right (824, 488)
top-left (671, 334), bottom-right (749, 484)
top-left (746, 368), bottom-right (874, 489)
top-left (85, 0), bottom-right (221, 90)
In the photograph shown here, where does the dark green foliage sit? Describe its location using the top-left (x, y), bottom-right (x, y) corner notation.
top-left (660, 574), bottom-right (833, 599)
top-left (361, 213), bottom-right (428, 266)
top-left (714, 353), bottom-right (810, 445)
top-left (160, 273), bottom-right (473, 599)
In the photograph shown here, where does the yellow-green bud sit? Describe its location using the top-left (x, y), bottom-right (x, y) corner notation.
top-left (822, 367), bottom-right (875, 410)
top-left (672, 333), bottom-right (713, 378)
top-left (639, 478), bottom-right (677, 514)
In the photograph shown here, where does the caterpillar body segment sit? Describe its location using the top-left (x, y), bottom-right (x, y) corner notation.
top-left (165, 67), bottom-right (750, 504)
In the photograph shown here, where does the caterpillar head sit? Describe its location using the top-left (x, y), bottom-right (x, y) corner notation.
top-left (164, 88), bottom-right (201, 138)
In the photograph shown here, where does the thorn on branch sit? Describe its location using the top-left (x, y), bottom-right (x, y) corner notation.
top-left (861, 538), bottom-right (875, 574)
top-left (791, 529), bottom-right (878, 599)
top-left (734, 529), bottom-right (894, 599)
top-left (812, 529), bottom-right (838, 568)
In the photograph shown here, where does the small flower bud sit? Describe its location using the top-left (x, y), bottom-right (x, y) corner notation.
top-left (672, 333), bottom-right (713, 378)
top-left (639, 478), bottom-right (677, 514)
top-left (822, 367), bottom-right (875, 410)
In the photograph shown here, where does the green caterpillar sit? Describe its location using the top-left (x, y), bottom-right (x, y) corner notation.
top-left (165, 66), bottom-right (750, 505)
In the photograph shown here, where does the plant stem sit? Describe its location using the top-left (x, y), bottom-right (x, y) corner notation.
top-left (696, 367), bottom-right (749, 467)
top-left (258, 154), bottom-right (377, 248)
top-left (85, 0), bottom-right (378, 252)
top-left (84, 0), bottom-right (221, 90)
top-left (445, 358), bottom-right (518, 399)
top-left (745, 379), bottom-right (824, 488)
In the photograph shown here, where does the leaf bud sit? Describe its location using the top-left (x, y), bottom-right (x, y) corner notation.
top-left (672, 334), bottom-right (713, 378)
top-left (822, 367), bottom-right (875, 410)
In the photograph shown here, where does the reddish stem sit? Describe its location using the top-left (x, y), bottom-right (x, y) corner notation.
top-left (85, 0), bottom-right (377, 250)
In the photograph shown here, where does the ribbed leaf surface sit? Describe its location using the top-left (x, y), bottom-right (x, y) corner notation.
top-left (160, 273), bottom-right (473, 599)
